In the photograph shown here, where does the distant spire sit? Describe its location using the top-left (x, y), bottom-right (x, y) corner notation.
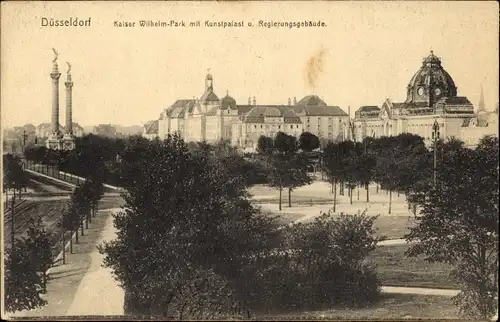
top-left (288, 97), bottom-right (291, 106)
top-left (478, 84), bottom-right (485, 113)
top-left (226, 90), bottom-right (229, 96)
top-left (248, 96), bottom-right (251, 105)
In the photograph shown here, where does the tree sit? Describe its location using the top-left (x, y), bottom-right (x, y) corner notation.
top-left (4, 239), bottom-right (47, 313)
top-left (405, 138), bottom-right (499, 320)
top-left (98, 134), bottom-right (280, 318)
top-left (71, 184), bottom-right (91, 235)
top-left (284, 154), bottom-right (313, 207)
top-left (299, 132), bottom-right (320, 152)
top-left (23, 216), bottom-right (54, 292)
top-left (282, 210), bottom-right (382, 308)
top-left (256, 135), bottom-right (274, 155)
top-left (274, 132), bottom-right (298, 155)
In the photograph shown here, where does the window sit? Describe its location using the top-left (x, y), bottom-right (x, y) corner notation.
top-left (261, 125), bottom-right (263, 128)
top-left (254, 125), bottom-right (257, 129)
top-left (328, 124), bottom-right (332, 128)
top-left (307, 118), bottom-right (310, 122)
top-left (278, 125), bottom-right (281, 129)
top-left (329, 117), bottom-right (332, 121)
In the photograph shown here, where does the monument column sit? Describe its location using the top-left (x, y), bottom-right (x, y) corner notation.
top-left (62, 62), bottom-right (76, 150)
top-left (65, 63), bottom-right (73, 134)
top-left (47, 48), bottom-right (62, 150)
top-left (50, 53), bottom-right (61, 134)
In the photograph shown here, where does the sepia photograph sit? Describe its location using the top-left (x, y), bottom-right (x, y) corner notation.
top-left (1, 1), bottom-right (499, 320)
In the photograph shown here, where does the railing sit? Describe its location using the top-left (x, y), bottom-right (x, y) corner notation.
top-left (26, 162), bottom-right (123, 191)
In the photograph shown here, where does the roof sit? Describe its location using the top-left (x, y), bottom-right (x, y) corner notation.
top-left (291, 95), bottom-right (347, 116)
top-left (166, 99), bottom-right (196, 118)
top-left (296, 95), bottom-right (327, 107)
top-left (200, 90), bottom-right (219, 103)
top-left (435, 96), bottom-right (472, 105)
top-left (37, 123), bottom-right (65, 131)
top-left (292, 105), bottom-right (347, 116)
top-left (72, 122), bottom-right (84, 130)
top-left (358, 106), bottom-right (380, 113)
top-left (144, 120), bottom-right (159, 134)
top-left (242, 106), bottom-right (302, 124)
top-left (221, 94), bottom-right (237, 109)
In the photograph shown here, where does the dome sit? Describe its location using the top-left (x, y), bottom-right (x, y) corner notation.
top-left (405, 51), bottom-right (457, 105)
top-left (221, 91), bottom-right (236, 109)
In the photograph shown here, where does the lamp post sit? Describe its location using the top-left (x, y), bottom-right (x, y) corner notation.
top-left (432, 120), bottom-right (440, 186)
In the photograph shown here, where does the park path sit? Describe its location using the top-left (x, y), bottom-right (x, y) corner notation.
top-left (65, 208), bottom-right (124, 316)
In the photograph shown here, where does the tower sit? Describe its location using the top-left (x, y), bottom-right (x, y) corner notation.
top-left (205, 69), bottom-right (213, 92)
top-left (46, 48), bottom-right (62, 150)
top-left (62, 62), bottom-right (76, 150)
top-left (478, 84), bottom-right (485, 113)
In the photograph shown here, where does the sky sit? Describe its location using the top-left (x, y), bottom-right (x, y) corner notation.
top-left (1, 1), bottom-right (499, 128)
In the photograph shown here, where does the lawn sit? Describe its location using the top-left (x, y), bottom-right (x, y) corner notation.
top-left (255, 293), bottom-right (460, 320)
top-left (371, 244), bottom-right (459, 289)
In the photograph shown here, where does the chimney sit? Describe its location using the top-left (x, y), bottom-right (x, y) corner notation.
top-left (65, 62), bottom-right (73, 135)
top-left (253, 96), bottom-right (256, 106)
top-left (293, 96), bottom-right (297, 105)
top-left (248, 96), bottom-right (251, 105)
top-left (288, 97), bottom-right (291, 106)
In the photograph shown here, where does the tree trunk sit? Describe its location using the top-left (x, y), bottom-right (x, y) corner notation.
top-left (366, 182), bottom-right (370, 203)
top-left (279, 187), bottom-right (282, 211)
top-left (388, 189), bottom-right (392, 214)
top-left (288, 188), bottom-right (292, 207)
top-left (75, 227), bottom-right (79, 244)
top-left (81, 220), bottom-right (84, 236)
top-left (350, 188), bottom-right (353, 205)
top-left (357, 186), bottom-right (360, 200)
top-left (62, 230), bottom-right (66, 264)
top-left (43, 271), bottom-right (47, 292)
top-left (376, 183), bottom-right (379, 194)
top-left (70, 230), bottom-right (73, 253)
top-left (333, 179), bottom-right (337, 213)
top-left (85, 213), bottom-right (89, 228)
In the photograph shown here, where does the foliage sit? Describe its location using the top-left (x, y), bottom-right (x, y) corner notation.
top-left (98, 134), bottom-right (280, 318)
top-left (256, 135), bottom-right (274, 155)
top-left (3, 153), bottom-right (28, 192)
top-left (274, 132), bottom-right (298, 155)
top-left (4, 240), bottom-right (47, 313)
top-left (299, 131), bottom-right (320, 152)
top-left (405, 137), bottom-right (499, 320)
top-left (261, 210), bottom-right (382, 310)
top-left (23, 216), bottom-right (54, 291)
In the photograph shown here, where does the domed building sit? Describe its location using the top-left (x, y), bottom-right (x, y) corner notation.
top-left (353, 51), bottom-right (475, 144)
top-left (157, 72), bottom-right (348, 149)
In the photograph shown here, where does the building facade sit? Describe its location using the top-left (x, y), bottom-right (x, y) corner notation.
top-left (353, 51), bottom-right (480, 145)
top-left (156, 73), bottom-right (349, 150)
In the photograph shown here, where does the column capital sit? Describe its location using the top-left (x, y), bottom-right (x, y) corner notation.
top-left (65, 81), bottom-right (73, 88)
top-left (51, 72), bottom-right (61, 80)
